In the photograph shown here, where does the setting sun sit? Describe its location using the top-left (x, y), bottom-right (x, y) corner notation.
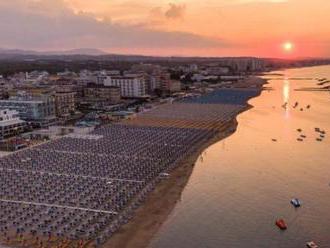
top-left (283, 42), bottom-right (294, 52)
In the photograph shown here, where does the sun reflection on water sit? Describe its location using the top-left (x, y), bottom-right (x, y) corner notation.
top-left (283, 79), bottom-right (290, 118)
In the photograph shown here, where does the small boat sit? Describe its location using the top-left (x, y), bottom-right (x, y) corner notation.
top-left (306, 241), bottom-right (318, 248)
top-left (290, 198), bottom-right (301, 207)
top-left (275, 219), bottom-right (287, 230)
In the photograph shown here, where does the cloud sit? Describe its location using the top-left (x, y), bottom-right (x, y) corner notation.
top-left (165, 3), bottom-right (186, 19)
top-left (0, 0), bottom-right (228, 53)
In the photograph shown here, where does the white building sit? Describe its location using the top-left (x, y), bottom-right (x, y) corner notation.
top-left (189, 64), bottom-right (199, 72)
top-left (78, 70), bottom-right (98, 85)
top-left (0, 109), bottom-right (26, 140)
top-left (95, 70), bottom-right (122, 85)
top-left (26, 71), bottom-right (49, 82)
top-left (104, 76), bottom-right (147, 98)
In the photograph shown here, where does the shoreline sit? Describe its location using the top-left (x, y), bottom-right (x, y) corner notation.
top-left (104, 78), bottom-right (267, 248)
top-left (104, 121), bottom-right (239, 248)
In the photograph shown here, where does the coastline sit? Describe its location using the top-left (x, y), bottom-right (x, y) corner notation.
top-left (0, 77), bottom-right (267, 248)
top-left (104, 78), bottom-right (267, 248)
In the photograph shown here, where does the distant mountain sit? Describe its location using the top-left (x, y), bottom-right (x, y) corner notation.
top-left (47, 48), bottom-right (107, 56)
top-left (0, 48), bottom-right (36, 55)
top-left (0, 48), bottom-right (107, 56)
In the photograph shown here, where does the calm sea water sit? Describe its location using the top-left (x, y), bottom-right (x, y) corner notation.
top-left (150, 65), bottom-right (330, 248)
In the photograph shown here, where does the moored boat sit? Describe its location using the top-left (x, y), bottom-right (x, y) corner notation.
top-left (290, 198), bottom-right (301, 207)
top-left (306, 241), bottom-right (318, 248)
top-left (275, 219), bottom-right (287, 230)
top-left (293, 102), bottom-right (298, 108)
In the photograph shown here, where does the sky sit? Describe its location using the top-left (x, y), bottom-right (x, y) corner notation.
top-left (0, 0), bottom-right (329, 57)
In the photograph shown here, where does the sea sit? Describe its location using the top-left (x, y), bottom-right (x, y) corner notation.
top-left (149, 65), bottom-right (330, 248)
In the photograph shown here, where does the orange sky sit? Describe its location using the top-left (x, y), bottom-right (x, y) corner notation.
top-left (0, 0), bottom-right (329, 57)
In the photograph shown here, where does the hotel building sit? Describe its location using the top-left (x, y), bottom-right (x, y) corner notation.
top-left (0, 95), bottom-right (56, 127)
top-left (0, 109), bottom-right (26, 140)
top-left (104, 76), bottom-right (147, 98)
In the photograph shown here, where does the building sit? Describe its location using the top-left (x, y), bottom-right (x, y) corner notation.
top-left (25, 71), bottom-right (49, 82)
top-left (84, 84), bottom-right (121, 103)
top-left (104, 76), bottom-right (147, 98)
top-left (217, 58), bottom-right (265, 73)
top-left (131, 63), bottom-right (162, 74)
top-left (0, 109), bottom-right (26, 140)
top-left (167, 80), bottom-right (182, 92)
top-left (158, 73), bottom-right (181, 93)
top-left (0, 87), bottom-right (8, 100)
top-left (0, 95), bottom-right (56, 127)
top-left (95, 70), bottom-right (121, 85)
top-left (189, 64), bottom-right (199, 72)
top-left (206, 66), bottom-right (230, 75)
top-left (54, 90), bottom-right (76, 117)
top-left (26, 125), bottom-right (95, 140)
top-left (149, 74), bottom-right (162, 92)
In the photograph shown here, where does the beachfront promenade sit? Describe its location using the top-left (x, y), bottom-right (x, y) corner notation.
top-left (0, 88), bottom-right (260, 247)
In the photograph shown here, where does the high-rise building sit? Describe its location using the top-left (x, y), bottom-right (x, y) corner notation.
top-left (104, 76), bottom-right (147, 98)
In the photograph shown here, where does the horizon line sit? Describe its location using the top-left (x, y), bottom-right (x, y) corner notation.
top-left (1, 47), bottom-right (330, 61)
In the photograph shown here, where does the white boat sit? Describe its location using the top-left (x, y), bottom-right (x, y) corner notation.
top-left (306, 241), bottom-right (318, 248)
top-left (290, 198), bottom-right (301, 207)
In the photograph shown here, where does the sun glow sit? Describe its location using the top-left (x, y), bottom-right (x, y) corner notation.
top-left (283, 42), bottom-right (294, 52)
